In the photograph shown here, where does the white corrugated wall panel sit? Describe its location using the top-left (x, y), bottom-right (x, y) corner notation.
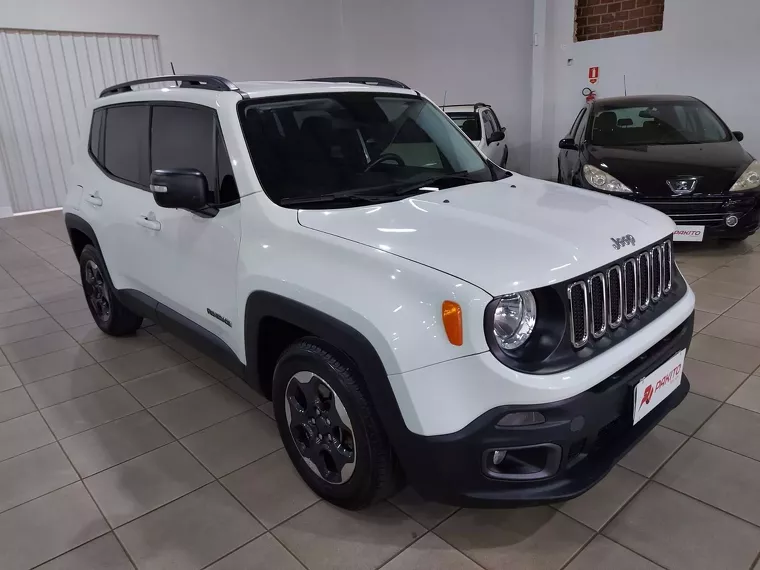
top-left (0, 29), bottom-right (163, 213)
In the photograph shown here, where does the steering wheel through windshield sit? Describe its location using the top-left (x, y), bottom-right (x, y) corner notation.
top-left (363, 153), bottom-right (406, 172)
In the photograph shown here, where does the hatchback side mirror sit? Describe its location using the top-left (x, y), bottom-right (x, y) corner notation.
top-left (559, 138), bottom-right (578, 150)
top-left (487, 130), bottom-right (506, 144)
top-left (733, 131), bottom-right (745, 142)
top-left (150, 169), bottom-right (210, 210)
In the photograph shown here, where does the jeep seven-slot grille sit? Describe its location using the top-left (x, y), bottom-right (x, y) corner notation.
top-left (567, 240), bottom-right (674, 349)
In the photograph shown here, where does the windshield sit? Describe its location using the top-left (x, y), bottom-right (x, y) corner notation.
top-left (589, 100), bottom-right (731, 146)
top-left (238, 93), bottom-right (505, 208)
top-left (446, 112), bottom-right (481, 141)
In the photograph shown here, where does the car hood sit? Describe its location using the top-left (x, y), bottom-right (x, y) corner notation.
top-left (298, 174), bottom-right (674, 294)
top-left (587, 141), bottom-right (753, 197)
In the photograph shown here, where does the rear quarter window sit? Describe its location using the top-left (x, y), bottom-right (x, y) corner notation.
top-left (89, 109), bottom-right (105, 165)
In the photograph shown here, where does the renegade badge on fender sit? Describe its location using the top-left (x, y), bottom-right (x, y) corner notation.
top-left (64, 75), bottom-right (695, 509)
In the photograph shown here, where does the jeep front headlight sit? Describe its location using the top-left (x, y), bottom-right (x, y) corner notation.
top-left (730, 160), bottom-right (760, 192)
top-left (492, 291), bottom-right (537, 351)
top-left (583, 164), bottom-right (632, 194)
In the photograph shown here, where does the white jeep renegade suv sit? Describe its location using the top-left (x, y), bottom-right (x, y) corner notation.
top-left (64, 75), bottom-right (695, 509)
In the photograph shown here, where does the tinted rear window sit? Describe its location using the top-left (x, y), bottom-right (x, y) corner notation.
top-left (103, 105), bottom-right (150, 185)
top-left (89, 109), bottom-right (104, 164)
top-left (447, 112), bottom-right (481, 141)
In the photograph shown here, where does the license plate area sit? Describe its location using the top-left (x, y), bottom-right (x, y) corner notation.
top-left (633, 349), bottom-right (686, 425)
top-left (673, 225), bottom-right (705, 241)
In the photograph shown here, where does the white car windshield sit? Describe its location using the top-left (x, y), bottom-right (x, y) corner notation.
top-left (239, 93), bottom-right (508, 208)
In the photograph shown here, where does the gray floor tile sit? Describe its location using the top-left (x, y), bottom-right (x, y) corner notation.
top-left (122, 362), bottom-right (215, 407)
top-left (0, 482), bottom-right (109, 570)
top-left (13, 345), bottom-right (95, 384)
top-left (66, 322), bottom-right (109, 343)
top-left (605, 482), bottom-right (760, 570)
top-left (53, 309), bottom-right (95, 329)
top-left (0, 412), bottom-right (55, 462)
top-left (389, 487), bottom-right (459, 530)
top-left (61, 411), bottom-right (174, 477)
top-left (0, 364), bottom-right (21, 392)
top-left (273, 501), bottom-right (424, 570)
top-left (702, 315), bottom-right (760, 348)
top-left (564, 535), bottom-right (663, 570)
top-left (35, 533), bottom-right (135, 570)
top-left (0, 317), bottom-right (62, 345)
top-left (2, 330), bottom-right (78, 363)
top-left (655, 439), bottom-right (760, 526)
top-left (692, 309), bottom-right (718, 333)
top-left (0, 303), bottom-right (45, 327)
top-left (43, 295), bottom-right (88, 316)
top-left (693, 291), bottom-right (739, 314)
top-left (559, 465), bottom-right (646, 530)
top-left (258, 401), bottom-right (275, 419)
top-left (692, 278), bottom-right (757, 300)
top-left (102, 345), bottom-right (186, 383)
top-left (147, 329), bottom-right (203, 360)
top-left (26, 364), bottom-right (116, 408)
top-left (724, 299), bottom-right (760, 324)
top-left (0, 386), bottom-right (36, 423)
top-left (436, 507), bottom-right (592, 570)
top-left (659, 392), bottom-right (720, 435)
top-left (82, 331), bottom-right (160, 362)
top-left (381, 533), bottom-right (484, 570)
top-left (688, 334), bottom-right (760, 373)
top-left (706, 266), bottom-right (760, 286)
top-left (0, 286), bottom-right (30, 303)
top-left (22, 276), bottom-right (79, 299)
top-left (684, 357), bottom-right (749, 400)
top-left (696, 404), bottom-right (760, 461)
top-left (0, 350), bottom-right (6, 366)
top-left (41, 385), bottom-right (142, 438)
top-left (84, 442), bottom-right (213, 527)
top-left (0, 443), bottom-right (78, 514)
top-left (618, 425), bottom-right (687, 477)
top-left (182, 409), bottom-right (282, 477)
top-left (192, 356), bottom-right (235, 380)
top-left (150, 384), bottom-right (251, 438)
top-left (207, 533), bottom-right (305, 570)
top-left (222, 375), bottom-right (267, 406)
top-left (116, 482), bottom-right (263, 570)
top-left (221, 449), bottom-right (319, 529)
top-left (728, 375), bottom-right (760, 413)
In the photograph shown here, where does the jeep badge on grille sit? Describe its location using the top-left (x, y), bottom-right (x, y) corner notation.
top-left (611, 234), bottom-right (636, 250)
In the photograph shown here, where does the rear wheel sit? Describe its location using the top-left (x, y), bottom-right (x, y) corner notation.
top-left (272, 338), bottom-right (399, 510)
top-left (79, 245), bottom-right (142, 336)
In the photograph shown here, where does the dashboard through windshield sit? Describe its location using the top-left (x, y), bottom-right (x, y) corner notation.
top-left (238, 92), bottom-right (507, 208)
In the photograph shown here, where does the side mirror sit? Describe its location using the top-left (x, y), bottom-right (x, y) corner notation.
top-left (733, 131), bottom-right (745, 142)
top-left (487, 130), bottom-right (506, 144)
top-left (559, 138), bottom-right (578, 150)
top-left (150, 169), bottom-right (210, 210)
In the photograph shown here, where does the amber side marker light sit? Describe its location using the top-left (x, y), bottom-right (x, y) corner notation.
top-left (442, 301), bottom-right (463, 346)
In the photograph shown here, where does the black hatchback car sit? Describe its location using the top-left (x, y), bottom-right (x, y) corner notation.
top-left (558, 95), bottom-right (759, 241)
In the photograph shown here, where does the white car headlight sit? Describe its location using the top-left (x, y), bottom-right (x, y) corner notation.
top-left (492, 292), bottom-right (536, 351)
top-left (583, 164), bottom-right (633, 194)
top-left (730, 160), bottom-right (760, 192)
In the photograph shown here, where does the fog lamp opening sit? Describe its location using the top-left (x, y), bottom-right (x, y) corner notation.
top-left (726, 215), bottom-right (739, 227)
top-left (497, 411), bottom-right (546, 427)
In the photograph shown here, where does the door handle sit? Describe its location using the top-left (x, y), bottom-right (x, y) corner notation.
top-left (136, 214), bottom-right (161, 231)
top-left (85, 193), bottom-right (102, 207)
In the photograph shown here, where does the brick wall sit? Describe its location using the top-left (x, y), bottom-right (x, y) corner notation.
top-left (575, 0), bottom-right (664, 42)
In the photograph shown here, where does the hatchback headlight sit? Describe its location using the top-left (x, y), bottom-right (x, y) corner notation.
top-left (492, 292), bottom-right (537, 351)
top-left (583, 164), bottom-right (633, 194)
top-left (730, 160), bottom-right (760, 192)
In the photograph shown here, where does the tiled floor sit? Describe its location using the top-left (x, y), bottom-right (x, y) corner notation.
top-left (1, 211), bottom-right (760, 570)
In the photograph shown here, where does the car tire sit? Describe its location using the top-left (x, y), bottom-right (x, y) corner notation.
top-left (272, 338), bottom-right (399, 510)
top-left (79, 244), bottom-right (142, 336)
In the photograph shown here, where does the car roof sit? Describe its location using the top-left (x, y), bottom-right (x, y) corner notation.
top-left (236, 80), bottom-right (416, 98)
top-left (593, 94), bottom-right (700, 107)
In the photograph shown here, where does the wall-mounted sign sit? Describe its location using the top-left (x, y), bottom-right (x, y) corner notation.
top-left (589, 66), bottom-right (599, 84)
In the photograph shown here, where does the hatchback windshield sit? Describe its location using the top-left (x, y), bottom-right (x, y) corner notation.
top-left (446, 112), bottom-right (481, 141)
top-left (589, 100), bottom-right (730, 146)
top-left (238, 93), bottom-right (506, 208)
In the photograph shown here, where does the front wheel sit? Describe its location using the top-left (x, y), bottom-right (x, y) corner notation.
top-left (272, 339), bottom-right (399, 510)
top-left (79, 245), bottom-right (142, 336)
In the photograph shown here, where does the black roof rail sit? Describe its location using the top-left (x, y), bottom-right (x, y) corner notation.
top-left (441, 102), bottom-right (491, 110)
top-left (99, 75), bottom-right (246, 98)
top-left (298, 76), bottom-right (410, 89)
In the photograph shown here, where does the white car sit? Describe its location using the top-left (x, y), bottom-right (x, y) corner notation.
top-left (64, 75), bottom-right (695, 509)
top-left (443, 103), bottom-right (508, 167)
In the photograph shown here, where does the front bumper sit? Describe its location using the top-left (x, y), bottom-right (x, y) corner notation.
top-left (399, 311), bottom-right (693, 507)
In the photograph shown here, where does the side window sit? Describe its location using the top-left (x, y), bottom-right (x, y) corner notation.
top-left (485, 109), bottom-right (502, 132)
top-left (103, 105), bottom-right (150, 186)
top-left (151, 105), bottom-right (239, 206)
top-left (89, 109), bottom-right (105, 165)
top-left (482, 111), bottom-right (495, 140)
top-left (574, 109), bottom-right (589, 144)
top-left (568, 107), bottom-right (586, 138)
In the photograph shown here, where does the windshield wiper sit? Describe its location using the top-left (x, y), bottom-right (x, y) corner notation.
top-left (393, 172), bottom-right (481, 196)
top-left (280, 192), bottom-right (393, 206)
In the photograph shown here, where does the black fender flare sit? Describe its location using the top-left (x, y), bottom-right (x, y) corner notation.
top-left (244, 291), bottom-right (413, 456)
top-left (64, 212), bottom-right (102, 254)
